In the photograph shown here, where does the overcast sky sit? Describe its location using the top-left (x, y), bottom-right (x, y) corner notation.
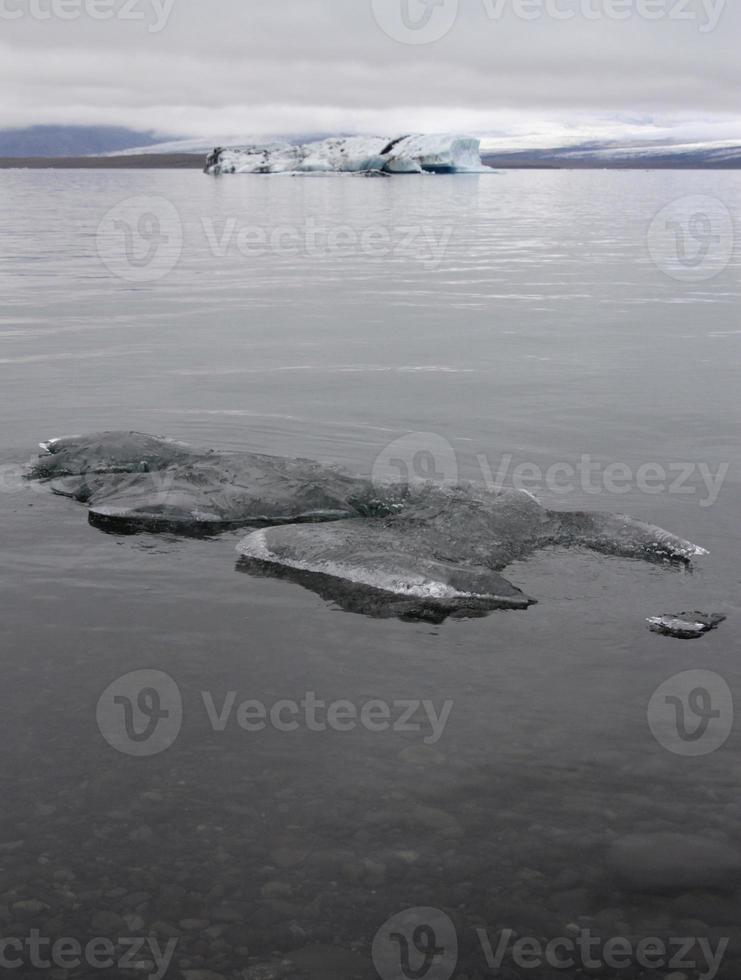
top-left (1, 0), bottom-right (739, 146)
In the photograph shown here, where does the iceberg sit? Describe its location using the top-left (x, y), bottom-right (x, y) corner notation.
top-left (204, 134), bottom-right (489, 176)
top-left (30, 432), bottom-right (709, 623)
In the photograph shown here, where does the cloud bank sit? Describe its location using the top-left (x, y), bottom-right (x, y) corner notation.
top-left (1, 0), bottom-right (739, 144)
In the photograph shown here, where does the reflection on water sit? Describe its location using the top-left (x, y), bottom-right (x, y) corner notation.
top-left (1, 169), bottom-right (741, 977)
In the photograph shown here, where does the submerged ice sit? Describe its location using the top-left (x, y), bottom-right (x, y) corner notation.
top-left (204, 135), bottom-right (488, 176)
top-left (29, 432), bottom-right (709, 623)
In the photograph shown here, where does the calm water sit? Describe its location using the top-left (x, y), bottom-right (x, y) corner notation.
top-left (1, 169), bottom-right (741, 979)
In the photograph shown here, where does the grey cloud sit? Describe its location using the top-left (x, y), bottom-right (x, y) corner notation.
top-left (0, 0), bottom-right (739, 136)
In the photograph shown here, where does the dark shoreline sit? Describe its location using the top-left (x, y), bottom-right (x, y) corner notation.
top-left (1, 152), bottom-right (740, 170)
top-left (0, 153), bottom-right (204, 169)
top-left (481, 154), bottom-right (741, 170)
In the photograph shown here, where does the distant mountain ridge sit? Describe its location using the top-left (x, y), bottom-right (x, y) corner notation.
top-left (482, 139), bottom-right (741, 169)
top-left (0, 127), bottom-right (344, 158)
top-left (2, 126), bottom-right (740, 168)
top-left (0, 125), bottom-right (164, 157)
top-left (115, 132), bottom-right (345, 156)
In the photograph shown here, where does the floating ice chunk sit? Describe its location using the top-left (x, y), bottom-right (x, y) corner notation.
top-left (204, 135), bottom-right (490, 176)
top-left (647, 612), bottom-right (726, 639)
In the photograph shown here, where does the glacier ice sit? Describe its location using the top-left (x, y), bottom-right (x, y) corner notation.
top-left (204, 135), bottom-right (489, 176)
top-left (31, 432), bottom-right (709, 622)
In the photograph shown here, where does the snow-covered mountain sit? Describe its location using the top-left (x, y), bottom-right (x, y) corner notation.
top-left (4, 124), bottom-right (738, 169)
top-left (113, 133), bottom-right (341, 157)
top-left (482, 139), bottom-right (741, 169)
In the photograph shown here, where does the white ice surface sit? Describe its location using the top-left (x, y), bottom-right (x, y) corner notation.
top-left (236, 529), bottom-right (491, 600)
top-left (206, 135), bottom-right (490, 175)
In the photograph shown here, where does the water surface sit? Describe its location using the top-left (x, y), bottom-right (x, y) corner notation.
top-left (1, 169), bottom-right (741, 978)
